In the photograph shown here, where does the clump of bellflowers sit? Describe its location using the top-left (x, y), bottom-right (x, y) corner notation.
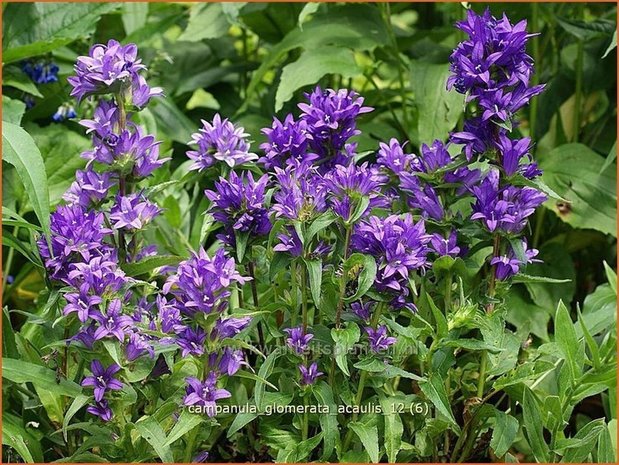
top-left (37, 40), bottom-right (168, 422)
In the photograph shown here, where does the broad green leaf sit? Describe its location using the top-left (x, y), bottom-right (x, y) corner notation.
top-left (348, 420), bottom-right (380, 463)
top-left (2, 359), bottom-right (82, 397)
top-left (255, 349), bottom-right (280, 409)
top-left (312, 382), bottom-right (338, 460)
top-left (178, 3), bottom-right (231, 42)
top-left (62, 395), bottom-right (90, 441)
top-left (561, 419), bottom-right (605, 462)
top-left (419, 374), bottom-right (458, 429)
top-left (3, 3), bottom-right (119, 63)
top-left (522, 387), bottom-right (550, 462)
top-left (243, 4), bottom-right (388, 107)
top-left (555, 300), bottom-right (584, 380)
top-left (2, 96), bottom-right (26, 124)
top-left (305, 258), bottom-right (323, 306)
top-left (164, 409), bottom-right (203, 446)
top-left (275, 46), bottom-right (360, 111)
top-left (410, 61), bottom-right (464, 143)
top-left (135, 416), bottom-right (174, 462)
top-left (122, 2), bottom-right (148, 35)
top-left (380, 396), bottom-right (403, 462)
top-left (2, 121), bottom-right (50, 239)
top-left (2, 414), bottom-right (44, 463)
top-left (331, 322), bottom-right (360, 376)
top-left (538, 143), bottom-right (616, 237)
top-left (490, 410), bottom-right (519, 458)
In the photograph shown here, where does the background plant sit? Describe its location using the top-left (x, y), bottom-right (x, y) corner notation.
top-left (2, 2), bottom-right (617, 463)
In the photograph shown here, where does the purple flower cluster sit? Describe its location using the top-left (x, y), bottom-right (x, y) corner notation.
top-left (187, 114), bottom-right (258, 171)
top-left (68, 40), bottom-right (162, 107)
top-left (160, 248), bottom-right (251, 414)
top-left (38, 41), bottom-right (170, 422)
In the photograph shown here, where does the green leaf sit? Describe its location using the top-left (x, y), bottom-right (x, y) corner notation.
top-left (62, 395), bottom-right (90, 441)
top-left (419, 374), bottom-right (458, 430)
top-left (312, 382), bottom-right (338, 460)
top-left (305, 258), bottom-right (323, 306)
top-left (135, 417), bottom-right (174, 462)
top-left (555, 300), bottom-right (584, 380)
top-left (122, 2), bottom-right (148, 35)
top-left (306, 210), bottom-right (336, 242)
top-left (331, 322), bottom-right (360, 376)
top-left (275, 46), bottom-right (360, 111)
top-left (348, 420), bottom-right (380, 463)
top-left (561, 419), bottom-right (606, 462)
top-left (411, 61), bottom-right (464, 143)
top-left (380, 396), bottom-right (403, 462)
top-left (344, 253), bottom-right (377, 302)
top-left (538, 143), bottom-right (617, 237)
top-left (490, 410), bottom-right (519, 458)
top-left (522, 387), bottom-right (550, 462)
top-left (255, 349), bottom-right (280, 409)
top-left (2, 121), bottom-right (50, 239)
top-left (2, 3), bottom-right (119, 63)
top-left (2, 96), bottom-right (26, 124)
top-left (512, 274), bottom-right (571, 284)
top-left (2, 414), bottom-right (44, 463)
top-left (164, 409), bottom-right (203, 446)
top-left (243, 4), bottom-right (388, 107)
top-left (122, 255), bottom-right (182, 277)
top-left (178, 3), bottom-right (231, 42)
top-left (2, 359), bottom-right (82, 397)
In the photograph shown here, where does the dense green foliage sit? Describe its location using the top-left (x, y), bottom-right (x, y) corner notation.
top-left (2, 2), bottom-right (617, 463)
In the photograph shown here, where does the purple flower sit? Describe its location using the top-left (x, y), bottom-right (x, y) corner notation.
top-left (365, 325), bottom-right (397, 353)
top-left (125, 331), bottom-right (155, 361)
top-left (491, 240), bottom-right (540, 280)
top-left (213, 316), bottom-right (252, 339)
top-left (399, 175), bottom-right (444, 221)
top-left (350, 301), bottom-right (374, 322)
top-left (218, 348), bottom-right (247, 376)
top-left (377, 138), bottom-right (418, 175)
top-left (283, 326), bottom-right (313, 354)
top-left (92, 299), bottom-right (133, 341)
top-left (298, 87), bottom-right (372, 170)
top-left (471, 170), bottom-right (547, 234)
top-left (352, 214), bottom-right (431, 306)
top-left (260, 114), bottom-right (313, 170)
top-left (183, 373), bottom-right (231, 417)
top-left (66, 253), bottom-right (127, 295)
top-left (205, 171), bottom-right (271, 246)
top-left (299, 362), bottom-right (324, 386)
top-left (68, 40), bottom-right (162, 106)
top-left (63, 283), bottom-right (102, 322)
top-left (163, 248), bottom-right (248, 316)
top-left (187, 114), bottom-right (257, 171)
top-left (430, 230), bottom-right (461, 257)
top-left (324, 162), bottom-right (386, 222)
top-left (271, 162), bottom-right (327, 221)
top-left (87, 399), bottom-right (114, 422)
top-left (63, 169), bottom-right (115, 207)
top-left (176, 327), bottom-right (207, 357)
top-left (37, 205), bottom-right (113, 281)
top-left (109, 193), bottom-right (161, 230)
top-left (81, 360), bottom-right (123, 402)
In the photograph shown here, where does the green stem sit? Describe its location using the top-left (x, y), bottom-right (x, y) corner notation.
top-left (247, 260), bottom-right (265, 349)
top-left (334, 225), bottom-right (352, 329)
top-left (301, 261), bottom-right (309, 332)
